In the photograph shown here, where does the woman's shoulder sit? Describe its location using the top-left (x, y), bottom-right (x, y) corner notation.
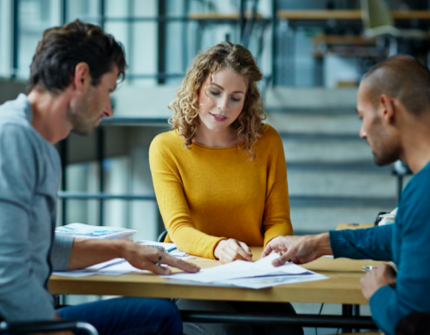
top-left (150, 130), bottom-right (183, 153)
top-left (259, 123), bottom-right (282, 145)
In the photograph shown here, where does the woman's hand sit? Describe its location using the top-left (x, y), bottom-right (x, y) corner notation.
top-left (214, 238), bottom-right (253, 263)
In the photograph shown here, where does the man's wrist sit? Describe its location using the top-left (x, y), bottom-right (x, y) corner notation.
top-left (116, 239), bottom-right (132, 259)
top-left (313, 233), bottom-right (333, 256)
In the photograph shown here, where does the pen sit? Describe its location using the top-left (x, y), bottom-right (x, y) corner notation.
top-left (167, 247), bottom-right (177, 253)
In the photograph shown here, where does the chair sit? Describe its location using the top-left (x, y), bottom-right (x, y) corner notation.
top-left (157, 230), bottom-right (168, 243)
top-left (0, 319), bottom-right (98, 335)
top-left (395, 312), bottom-right (430, 335)
top-left (360, 0), bottom-right (427, 56)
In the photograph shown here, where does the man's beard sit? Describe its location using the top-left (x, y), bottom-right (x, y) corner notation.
top-left (67, 99), bottom-right (97, 136)
top-left (372, 141), bottom-right (400, 166)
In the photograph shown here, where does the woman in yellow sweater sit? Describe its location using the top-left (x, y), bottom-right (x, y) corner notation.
top-left (150, 42), bottom-right (293, 263)
top-left (149, 42), bottom-right (302, 335)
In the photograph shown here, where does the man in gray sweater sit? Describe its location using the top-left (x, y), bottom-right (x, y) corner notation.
top-left (0, 20), bottom-right (198, 335)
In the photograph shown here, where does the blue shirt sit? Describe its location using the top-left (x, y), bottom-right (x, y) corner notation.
top-left (0, 95), bottom-right (73, 321)
top-left (330, 161), bottom-right (430, 334)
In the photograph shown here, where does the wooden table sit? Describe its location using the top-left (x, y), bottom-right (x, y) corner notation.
top-left (336, 223), bottom-right (373, 230)
top-left (50, 226), bottom-right (380, 329)
top-left (49, 248), bottom-right (380, 305)
top-left (277, 10), bottom-right (430, 20)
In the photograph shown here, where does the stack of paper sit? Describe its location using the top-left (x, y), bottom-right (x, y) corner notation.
top-left (164, 253), bottom-right (327, 289)
top-left (53, 258), bottom-right (149, 278)
top-left (136, 240), bottom-right (194, 260)
top-left (55, 223), bottom-right (137, 240)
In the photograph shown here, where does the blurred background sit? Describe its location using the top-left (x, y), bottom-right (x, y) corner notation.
top-left (0, 0), bottom-right (426, 331)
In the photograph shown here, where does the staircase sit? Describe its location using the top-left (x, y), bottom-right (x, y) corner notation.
top-left (264, 87), bottom-right (403, 234)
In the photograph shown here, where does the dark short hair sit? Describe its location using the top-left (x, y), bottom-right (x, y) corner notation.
top-left (363, 55), bottom-right (430, 116)
top-left (28, 19), bottom-right (126, 93)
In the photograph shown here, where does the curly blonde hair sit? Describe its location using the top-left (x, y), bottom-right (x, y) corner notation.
top-left (168, 42), bottom-right (266, 159)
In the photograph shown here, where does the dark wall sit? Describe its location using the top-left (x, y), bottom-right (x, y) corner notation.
top-left (0, 78), bottom-right (26, 104)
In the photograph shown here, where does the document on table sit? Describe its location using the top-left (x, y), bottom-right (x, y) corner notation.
top-left (163, 253), bottom-right (327, 289)
top-left (136, 240), bottom-right (195, 260)
top-left (53, 258), bottom-right (149, 277)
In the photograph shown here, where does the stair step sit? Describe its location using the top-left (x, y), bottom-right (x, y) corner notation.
top-left (290, 206), bottom-right (393, 234)
top-left (267, 112), bottom-right (361, 135)
top-left (266, 107), bottom-right (356, 115)
top-left (280, 133), bottom-right (361, 141)
top-left (287, 161), bottom-right (392, 173)
top-left (283, 139), bottom-right (372, 163)
top-left (289, 196), bottom-right (397, 208)
top-left (287, 170), bottom-right (407, 198)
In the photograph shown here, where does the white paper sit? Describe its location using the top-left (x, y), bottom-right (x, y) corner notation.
top-left (52, 258), bottom-right (149, 277)
top-left (136, 241), bottom-right (195, 260)
top-left (164, 253), bottom-right (327, 289)
top-left (220, 274), bottom-right (327, 289)
top-left (56, 223), bottom-right (136, 240)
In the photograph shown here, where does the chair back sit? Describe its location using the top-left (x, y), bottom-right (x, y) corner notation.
top-left (361, 0), bottom-right (394, 30)
top-left (395, 312), bottom-right (430, 335)
top-left (157, 230), bottom-right (168, 243)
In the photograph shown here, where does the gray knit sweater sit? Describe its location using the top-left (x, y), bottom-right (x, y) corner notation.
top-left (0, 94), bottom-right (73, 321)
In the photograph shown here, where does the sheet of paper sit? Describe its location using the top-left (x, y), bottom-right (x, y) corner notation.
top-left (220, 274), bottom-right (327, 289)
top-left (52, 258), bottom-right (149, 277)
top-left (136, 241), bottom-right (195, 260)
top-left (52, 271), bottom-right (97, 278)
top-left (164, 253), bottom-right (318, 284)
top-left (98, 260), bottom-right (148, 274)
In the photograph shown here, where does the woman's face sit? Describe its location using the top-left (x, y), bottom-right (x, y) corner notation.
top-left (197, 67), bottom-right (247, 134)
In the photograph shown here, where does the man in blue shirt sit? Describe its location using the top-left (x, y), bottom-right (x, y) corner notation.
top-left (0, 20), bottom-right (198, 335)
top-left (262, 55), bottom-right (430, 335)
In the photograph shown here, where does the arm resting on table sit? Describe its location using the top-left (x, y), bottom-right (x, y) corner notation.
top-left (329, 225), bottom-right (393, 261)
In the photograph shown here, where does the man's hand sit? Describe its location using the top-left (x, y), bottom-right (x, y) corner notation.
top-left (121, 242), bottom-right (200, 275)
top-left (261, 233), bottom-right (332, 266)
top-left (69, 238), bottom-right (199, 274)
top-left (214, 238), bottom-right (253, 264)
top-left (360, 263), bottom-right (397, 300)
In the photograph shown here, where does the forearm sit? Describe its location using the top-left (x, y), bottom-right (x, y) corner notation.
top-left (68, 238), bottom-right (128, 270)
top-left (329, 225), bottom-right (393, 261)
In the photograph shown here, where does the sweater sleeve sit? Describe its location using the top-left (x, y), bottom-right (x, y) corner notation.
top-left (262, 130), bottom-right (293, 246)
top-left (0, 125), bottom-right (56, 321)
top-left (51, 234), bottom-right (74, 271)
top-left (329, 225), bottom-right (393, 261)
top-left (368, 169), bottom-right (430, 335)
top-left (149, 139), bottom-right (225, 259)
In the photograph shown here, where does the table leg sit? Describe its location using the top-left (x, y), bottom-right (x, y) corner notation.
top-left (342, 304), bottom-right (353, 333)
top-left (353, 305), bottom-right (360, 333)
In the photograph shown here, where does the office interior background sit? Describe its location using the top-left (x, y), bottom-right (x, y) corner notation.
top-left (0, 0), bottom-right (428, 332)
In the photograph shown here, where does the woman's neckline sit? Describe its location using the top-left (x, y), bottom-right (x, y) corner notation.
top-left (191, 141), bottom-right (241, 150)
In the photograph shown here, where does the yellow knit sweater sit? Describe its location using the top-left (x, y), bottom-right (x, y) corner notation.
top-left (149, 124), bottom-right (293, 259)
